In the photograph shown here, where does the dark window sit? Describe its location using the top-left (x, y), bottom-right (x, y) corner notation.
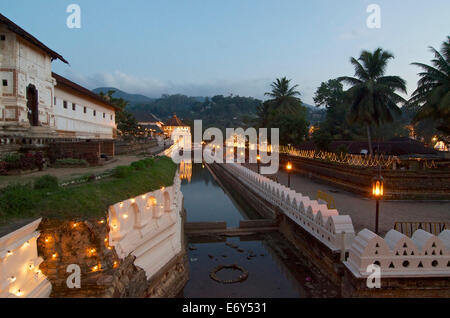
top-left (2, 80), bottom-right (7, 86)
top-left (103, 112), bottom-right (105, 118)
top-left (0, 35), bottom-right (5, 41)
top-left (54, 97), bottom-right (56, 105)
top-left (110, 114), bottom-right (113, 120)
top-left (93, 110), bottom-right (96, 117)
top-left (72, 103), bottom-right (76, 111)
top-left (63, 101), bottom-right (67, 109)
top-left (83, 107), bottom-right (87, 114)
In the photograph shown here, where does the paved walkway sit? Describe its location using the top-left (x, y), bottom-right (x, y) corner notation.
top-left (244, 164), bottom-right (450, 235)
top-left (0, 154), bottom-right (144, 189)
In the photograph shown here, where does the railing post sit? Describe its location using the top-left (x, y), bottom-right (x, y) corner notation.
top-left (340, 231), bottom-right (346, 262)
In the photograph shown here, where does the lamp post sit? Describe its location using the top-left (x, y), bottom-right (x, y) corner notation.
top-left (256, 154), bottom-right (261, 174)
top-left (372, 174), bottom-right (384, 235)
top-left (286, 161), bottom-right (292, 188)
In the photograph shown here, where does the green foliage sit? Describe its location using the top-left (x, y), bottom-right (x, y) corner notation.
top-left (312, 128), bottom-right (333, 151)
top-left (0, 157), bottom-right (177, 223)
top-left (1, 153), bottom-right (21, 163)
top-left (54, 158), bottom-right (89, 167)
top-left (34, 175), bottom-right (59, 190)
top-left (131, 161), bottom-right (146, 170)
top-left (408, 36), bottom-right (450, 138)
top-left (112, 165), bottom-right (135, 178)
top-left (142, 158), bottom-right (155, 167)
top-left (0, 184), bottom-right (37, 217)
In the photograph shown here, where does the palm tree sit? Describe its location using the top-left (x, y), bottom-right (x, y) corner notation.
top-left (338, 48), bottom-right (407, 155)
top-left (264, 77), bottom-right (302, 114)
top-left (408, 37), bottom-right (450, 138)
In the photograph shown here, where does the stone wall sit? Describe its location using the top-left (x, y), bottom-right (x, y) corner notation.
top-left (48, 140), bottom-right (115, 165)
top-left (114, 139), bottom-right (159, 155)
top-left (280, 154), bottom-right (450, 200)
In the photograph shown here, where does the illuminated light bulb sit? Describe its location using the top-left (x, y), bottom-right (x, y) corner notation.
top-left (16, 289), bottom-right (23, 297)
top-left (104, 237), bottom-right (108, 242)
top-left (24, 241), bottom-right (30, 247)
top-left (52, 253), bottom-right (58, 259)
top-left (130, 198), bottom-right (135, 203)
top-left (98, 220), bottom-right (104, 224)
top-left (113, 261), bottom-right (119, 268)
top-left (161, 187), bottom-right (165, 191)
top-left (72, 222), bottom-right (78, 228)
top-left (119, 202), bottom-right (124, 208)
top-left (107, 246), bottom-right (112, 250)
top-left (28, 264), bottom-right (34, 270)
top-left (122, 214), bottom-right (128, 219)
top-left (9, 276), bottom-right (16, 283)
top-left (45, 237), bottom-right (50, 243)
top-left (240, 152), bottom-right (244, 156)
top-left (7, 250), bottom-right (13, 256)
top-left (141, 194), bottom-right (146, 199)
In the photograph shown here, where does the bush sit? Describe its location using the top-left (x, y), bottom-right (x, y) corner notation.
top-left (142, 158), bottom-right (154, 167)
top-left (112, 165), bottom-right (134, 178)
top-left (1, 153), bottom-right (21, 163)
top-left (54, 158), bottom-right (89, 167)
top-left (34, 175), bottom-right (59, 190)
top-left (131, 161), bottom-right (146, 170)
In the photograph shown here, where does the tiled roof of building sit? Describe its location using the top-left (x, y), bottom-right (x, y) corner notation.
top-left (53, 73), bottom-right (121, 111)
top-left (0, 13), bottom-right (68, 64)
top-left (165, 114), bottom-right (186, 127)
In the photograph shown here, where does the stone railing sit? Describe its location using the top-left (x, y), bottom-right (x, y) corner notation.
top-left (107, 171), bottom-right (183, 279)
top-left (0, 219), bottom-right (52, 298)
top-left (223, 162), bottom-right (356, 252)
top-left (216, 158), bottom-right (450, 278)
top-left (345, 228), bottom-right (450, 277)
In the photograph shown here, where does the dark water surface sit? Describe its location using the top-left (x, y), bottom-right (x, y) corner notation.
top-left (179, 163), bottom-right (339, 298)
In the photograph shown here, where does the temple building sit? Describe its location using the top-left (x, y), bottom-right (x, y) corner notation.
top-left (0, 13), bottom-right (118, 141)
top-left (163, 114), bottom-right (191, 150)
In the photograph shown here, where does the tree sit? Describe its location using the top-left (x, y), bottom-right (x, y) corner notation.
top-left (98, 90), bottom-right (141, 136)
top-left (264, 77), bottom-right (303, 114)
top-left (408, 37), bottom-right (450, 140)
top-left (338, 48), bottom-right (407, 155)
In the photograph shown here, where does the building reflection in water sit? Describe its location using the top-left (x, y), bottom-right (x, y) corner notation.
top-left (179, 160), bottom-right (192, 183)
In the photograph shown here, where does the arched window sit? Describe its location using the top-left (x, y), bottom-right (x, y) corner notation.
top-left (147, 196), bottom-right (158, 218)
top-left (163, 191), bottom-right (171, 212)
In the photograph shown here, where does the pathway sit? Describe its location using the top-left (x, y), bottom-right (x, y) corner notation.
top-left (244, 163), bottom-right (450, 235)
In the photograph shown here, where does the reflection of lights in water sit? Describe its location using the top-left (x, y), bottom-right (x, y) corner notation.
top-left (179, 160), bottom-right (192, 182)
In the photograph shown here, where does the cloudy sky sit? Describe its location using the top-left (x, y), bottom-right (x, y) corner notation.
top-left (1, 0), bottom-right (449, 104)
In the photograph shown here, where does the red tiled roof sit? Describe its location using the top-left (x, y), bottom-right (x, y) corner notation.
top-left (53, 73), bottom-right (121, 111)
top-left (0, 13), bottom-right (68, 64)
top-left (165, 114), bottom-right (186, 127)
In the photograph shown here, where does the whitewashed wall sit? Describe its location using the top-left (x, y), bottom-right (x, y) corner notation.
top-left (0, 219), bottom-right (52, 298)
top-left (54, 87), bottom-right (116, 139)
top-left (345, 229), bottom-right (450, 277)
top-left (108, 172), bottom-right (183, 279)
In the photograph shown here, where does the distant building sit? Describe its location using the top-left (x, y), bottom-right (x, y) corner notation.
top-left (0, 14), bottom-right (118, 140)
top-left (163, 114), bottom-right (191, 149)
top-left (138, 113), bottom-right (164, 138)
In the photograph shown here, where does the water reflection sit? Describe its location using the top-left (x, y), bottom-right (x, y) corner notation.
top-left (180, 163), bottom-right (340, 298)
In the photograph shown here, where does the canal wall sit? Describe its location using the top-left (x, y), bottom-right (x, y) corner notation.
top-left (214, 158), bottom-right (450, 296)
top-left (1, 171), bottom-right (188, 298)
top-left (0, 218), bottom-right (52, 298)
top-left (280, 154), bottom-right (450, 200)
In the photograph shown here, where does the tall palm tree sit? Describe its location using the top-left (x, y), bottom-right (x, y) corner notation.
top-left (338, 48), bottom-right (407, 155)
top-left (409, 37), bottom-right (450, 137)
top-left (264, 77), bottom-right (302, 114)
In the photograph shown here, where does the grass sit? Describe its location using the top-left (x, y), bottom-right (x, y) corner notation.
top-left (0, 156), bottom-right (176, 224)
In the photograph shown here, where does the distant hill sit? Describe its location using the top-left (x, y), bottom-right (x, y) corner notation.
top-left (92, 87), bottom-right (155, 105)
top-left (91, 87), bottom-right (322, 129)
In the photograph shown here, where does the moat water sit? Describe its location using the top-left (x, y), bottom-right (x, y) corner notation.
top-left (179, 163), bottom-right (340, 298)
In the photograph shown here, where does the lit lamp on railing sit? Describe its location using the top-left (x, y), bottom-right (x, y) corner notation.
top-left (372, 174), bottom-right (384, 234)
top-left (286, 161), bottom-right (292, 188)
top-left (256, 154), bottom-right (261, 174)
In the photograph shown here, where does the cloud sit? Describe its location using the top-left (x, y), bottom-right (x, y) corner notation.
top-left (61, 69), bottom-right (274, 99)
